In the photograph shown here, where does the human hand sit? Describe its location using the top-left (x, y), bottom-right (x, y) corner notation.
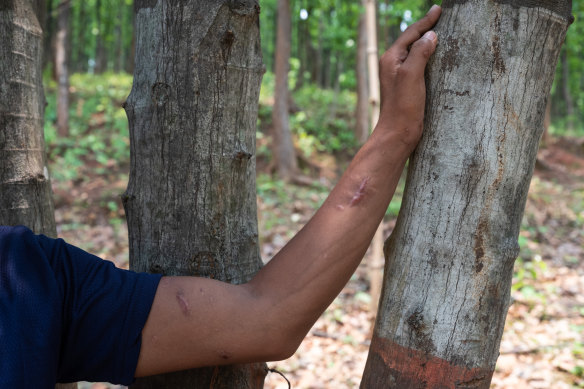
top-left (376, 5), bottom-right (441, 151)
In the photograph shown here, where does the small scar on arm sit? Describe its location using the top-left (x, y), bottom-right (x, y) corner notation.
top-left (349, 177), bottom-right (370, 207)
top-left (176, 291), bottom-right (191, 317)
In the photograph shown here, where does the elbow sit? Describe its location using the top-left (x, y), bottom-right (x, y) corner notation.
top-left (241, 282), bottom-right (305, 362)
top-left (261, 332), bottom-right (303, 362)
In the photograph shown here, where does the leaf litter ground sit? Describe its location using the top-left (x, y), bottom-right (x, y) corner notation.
top-left (57, 139), bottom-right (584, 389)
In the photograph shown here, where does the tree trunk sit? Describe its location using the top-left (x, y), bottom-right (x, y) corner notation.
top-left (113, 9), bottom-right (122, 73)
top-left (272, 0), bottom-right (297, 180)
top-left (361, 1), bottom-right (572, 388)
top-left (0, 0), bottom-right (56, 237)
top-left (55, 0), bottom-right (70, 137)
top-left (355, 9), bottom-right (369, 145)
top-left (125, 4), bottom-right (135, 75)
top-left (0, 3), bottom-right (77, 388)
top-left (125, 1), bottom-right (267, 387)
top-left (364, 0), bottom-right (385, 314)
top-left (561, 46), bottom-right (574, 131)
top-left (94, 0), bottom-right (106, 73)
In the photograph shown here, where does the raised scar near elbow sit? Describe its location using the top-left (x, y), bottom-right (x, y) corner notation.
top-left (350, 177), bottom-right (370, 207)
top-left (176, 291), bottom-right (191, 317)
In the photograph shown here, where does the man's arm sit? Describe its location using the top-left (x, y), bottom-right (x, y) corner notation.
top-left (135, 5), bottom-right (441, 377)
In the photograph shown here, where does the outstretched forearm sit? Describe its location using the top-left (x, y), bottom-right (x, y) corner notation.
top-left (247, 128), bottom-right (411, 350)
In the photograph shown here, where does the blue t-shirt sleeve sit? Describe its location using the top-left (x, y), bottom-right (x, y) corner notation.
top-left (0, 226), bottom-right (162, 386)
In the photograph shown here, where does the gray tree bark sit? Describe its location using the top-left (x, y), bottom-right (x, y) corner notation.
top-left (361, 1), bottom-right (572, 387)
top-left (0, 0), bottom-right (56, 238)
top-left (272, 0), bottom-right (297, 180)
top-left (0, 2), bottom-right (77, 388)
top-left (124, 1), bottom-right (267, 387)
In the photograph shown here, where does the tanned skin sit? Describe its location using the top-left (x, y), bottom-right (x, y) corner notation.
top-left (135, 5), bottom-right (442, 377)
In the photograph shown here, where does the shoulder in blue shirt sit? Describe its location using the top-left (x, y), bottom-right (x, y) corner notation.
top-left (0, 225), bottom-right (162, 387)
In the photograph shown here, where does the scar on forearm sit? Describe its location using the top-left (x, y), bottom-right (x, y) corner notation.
top-left (176, 291), bottom-right (191, 316)
top-left (349, 177), bottom-right (370, 207)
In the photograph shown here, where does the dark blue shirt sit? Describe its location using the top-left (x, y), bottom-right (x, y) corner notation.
top-left (0, 225), bottom-right (162, 387)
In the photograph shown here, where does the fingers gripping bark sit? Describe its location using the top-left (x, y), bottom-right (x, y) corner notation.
top-left (376, 5), bottom-right (441, 150)
top-left (395, 5), bottom-right (442, 52)
top-left (403, 31), bottom-right (438, 74)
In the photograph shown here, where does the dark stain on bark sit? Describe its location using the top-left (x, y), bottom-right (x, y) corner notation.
top-left (228, 0), bottom-right (260, 16)
top-left (150, 263), bottom-right (165, 274)
top-left (474, 219), bottom-right (487, 273)
top-left (221, 29), bottom-right (236, 62)
top-left (234, 150), bottom-right (252, 160)
top-left (406, 308), bottom-right (435, 354)
top-left (444, 89), bottom-right (470, 97)
top-left (189, 251), bottom-right (217, 277)
top-left (441, 37), bottom-right (460, 72)
top-left (151, 82), bottom-right (171, 107)
top-left (491, 14), bottom-right (506, 75)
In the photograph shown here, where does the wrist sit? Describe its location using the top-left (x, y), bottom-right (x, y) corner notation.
top-left (370, 121), bottom-right (422, 158)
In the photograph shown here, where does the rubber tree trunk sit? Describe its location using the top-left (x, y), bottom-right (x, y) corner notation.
top-left (272, 0), bottom-right (297, 181)
top-left (55, 0), bottom-right (70, 137)
top-left (124, 1), bottom-right (267, 387)
top-left (361, 1), bottom-right (572, 387)
top-left (0, 0), bottom-right (57, 238)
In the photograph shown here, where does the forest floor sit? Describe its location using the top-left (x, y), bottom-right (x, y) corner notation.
top-left (55, 137), bottom-right (584, 389)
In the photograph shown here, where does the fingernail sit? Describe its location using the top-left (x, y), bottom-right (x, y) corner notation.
top-left (428, 4), bottom-right (440, 13)
top-left (423, 31), bottom-right (437, 43)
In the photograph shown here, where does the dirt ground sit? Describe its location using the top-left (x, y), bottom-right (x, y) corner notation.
top-left (61, 139), bottom-right (584, 389)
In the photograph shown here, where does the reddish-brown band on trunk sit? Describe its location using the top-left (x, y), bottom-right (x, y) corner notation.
top-left (361, 335), bottom-right (494, 389)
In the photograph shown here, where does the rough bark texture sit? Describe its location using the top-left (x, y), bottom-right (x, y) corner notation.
top-left (0, 3), bottom-right (76, 388)
top-left (361, 1), bottom-right (572, 387)
top-left (272, 0), bottom-right (297, 180)
top-left (125, 1), bottom-right (266, 387)
top-left (0, 0), bottom-right (57, 238)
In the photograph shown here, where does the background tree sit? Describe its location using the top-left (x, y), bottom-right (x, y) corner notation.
top-left (0, 2), bottom-right (76, 388)
top-left (354, 4), bottom-right (369, 145)
top-left (272, 0), bottom-right (298, 181)
top-left (361, 1), bottom-right (573, 387)
top-left (55, 0), bottom-right (70, 137)
top-left (0, 0), bottom-right (56, 237)
top-left (124, 1), bottom-right (267, 387)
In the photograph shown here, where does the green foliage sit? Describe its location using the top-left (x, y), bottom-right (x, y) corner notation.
top-left (291, 83), bottom-right (358, 155)
top-left (44, 72), bottom-right (133, 182)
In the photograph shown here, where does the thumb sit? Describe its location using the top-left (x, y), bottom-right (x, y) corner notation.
top-left (403, 31), bottom-right (438, 74)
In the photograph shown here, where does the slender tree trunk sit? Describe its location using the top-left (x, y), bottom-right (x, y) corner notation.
top-left (272, 0), bottom-right (297, 180)
top-left (125, 5), bottom-right (135, 75)
top-left (361, 1), bottom-right (572, 387)
top-left (561, 46), bottom-right (574, 131)
top-left (364, 0), bottom-right (385, 314)
top-left (316, 13), bottom-right (324, 87)
top-left (113, 10), bottom-right (122, 73)
top-left (355, 8), bottom-right (369, 144)
top-left (0, 0), bottom-right (56, 237)
top-left (73, 0), bottom-right (88, 72)
top-left (55, 0), bottom-right (70, 137)
top-left (94, 0), bottom-right (106, 73)
top-left (0, 3), bottom-right (77, 387)
top-left (125, 1), bottom-right (267, 387)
